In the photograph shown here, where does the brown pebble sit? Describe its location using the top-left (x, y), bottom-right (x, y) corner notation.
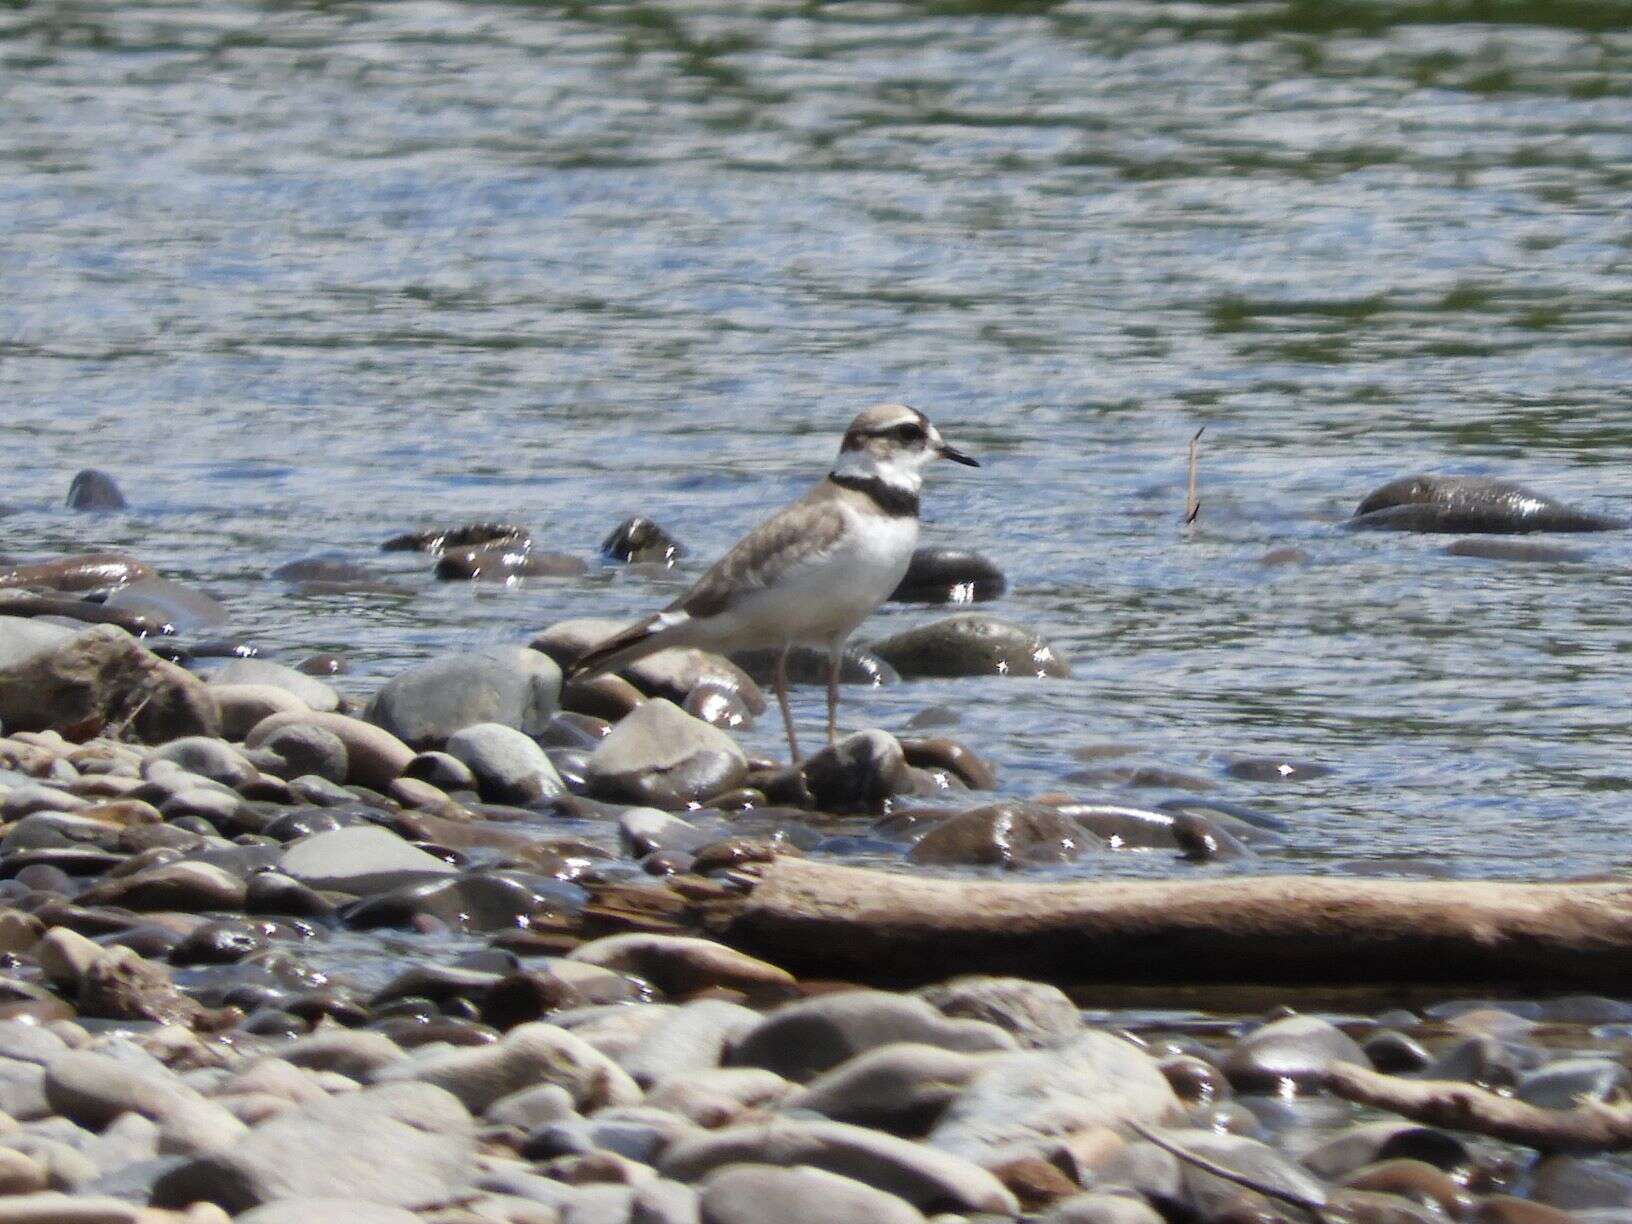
top-left (992, 1155), bottom-right (1080, 1209)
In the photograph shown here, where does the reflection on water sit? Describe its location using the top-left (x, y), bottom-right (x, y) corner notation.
top-left (2, 0), bottom-right (1631, 879)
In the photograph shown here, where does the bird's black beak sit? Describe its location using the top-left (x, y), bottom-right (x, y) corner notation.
top-left (938, 442), bottom-right (980, 467)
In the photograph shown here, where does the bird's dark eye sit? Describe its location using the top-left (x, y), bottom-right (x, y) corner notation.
top-left (891, 422), bottom-right (925, 442)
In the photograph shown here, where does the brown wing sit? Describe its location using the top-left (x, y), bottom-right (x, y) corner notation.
top-left (670, 488), bottom-right (848, 619)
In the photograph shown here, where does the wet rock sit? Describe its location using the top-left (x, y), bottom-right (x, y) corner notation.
top-left (0, 625), bottom-right (219, 743)
top-left (788, 1042), bottom-right (987, 1133)
top-left (279, 825), bottom-right (456, 895)
top-left (929, 1031), bottom-right (1179, 1166)
top-left (1161, 1055), bottom-right (1231, 1105)
top-left (786, 730), bottom-right (907, 812)
top-left (444, 722), bottom-right (565, 805)
top-left (908, 802), bottom-right (1098, 868)
top-left (1423, 1034), bottom-right (1531, 1090)
top-left (729, 991), bottom-right (1014, 1081)
top-left (682, 680), bottom-right (756, 730)
top-left (534, 619), bottom-right (764, 711)
top-left (662, 1117), bottom-right (1017, 1215)
top-left (899, 738), bottom-right (996, 790)
top-left (104, 578), bottom-right (228, 633)
top-left (1223, 756), bottom-right (1331, 783)
top-left (403, 750), bottom-right (477, 791)
top-left (275, 1030), bottom-right (407, 1079)
top-left (245, 872), bottom-right (334, 918)
top-left (584, 699), bottom-right (747, 810)
top-left (65, 470), bottom-right (128, 512)
top-left (601, 517), bottom-right (686, 565)
top-left (435, 545), bottom-right (587, 582)
top-left (0, 1193), bottom-right (145, 1222)
top-left (1362, 1030), bottom-right (1431, 1074)
top-left (870, 614), bottom-right (1070, 678)
top-left (259, 723), bottom-right (349, 785)
top-left (150, 1082), bottom-right (474, 1213)
top-left (44, 1050), bottom-right (245, 1156)
top-left (1529, 1156), bottom-right (1632, 1211)
top-left (365, 647), bottom-right (562, 749)
top-left (889, 547), bottom-right (1006, 604)
top-left (344, 871), bottom-right (582, 933)
top-left (0, 593), bottom-right (167, 637)
top-left (382, 522), bottom-right (528, 553)
top-left (700, 1163), bottom-right (926, 1223)
top-left (1347, 475), bottom-right (1624, 534)
top-left (1445, 538), bottom-right (1589, 563)
top-left (245, 711), bottom-right (412, 790)
top-left (210, 659), bottom-right (340, 713)
top-left (570, 934), bottom-right (794, 997)
top-left (0, 553), bottom-right (150, 594)
top-left (1223, 1015), bottom-right (1367, 1093)
top-left (731, 644), bottom-right (901, 688)
top-left (1171, 811), bottom-right (1255, 862)
top-left (915, 976), bottom-right (1081, 1049)
top-left (619, 808), bottom-right (712, 857)
top-left (371, 1021), bottom-right (640, 1113)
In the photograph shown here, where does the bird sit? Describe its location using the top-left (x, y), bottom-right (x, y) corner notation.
top-left (568, 403), bottom-right (979, 763)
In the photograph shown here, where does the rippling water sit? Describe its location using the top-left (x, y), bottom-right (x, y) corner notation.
top-left (4, 0), bottom-right (1632, 881)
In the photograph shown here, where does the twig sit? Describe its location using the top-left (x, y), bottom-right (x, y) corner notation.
top-left (1184, 427), bottom-right (1204, 526)
top-left (1129, 1121), bottom-right (1327, 1217)
top-left (1326, 1061), bottom-right (1632, 1153)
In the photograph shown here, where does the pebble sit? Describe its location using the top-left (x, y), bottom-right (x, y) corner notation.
top-left (1221, 1014), bottom-right (1368, 1093)
top-left (915, 976), bottom-right (1081, 1048)
top-left (889, 547), bottom-right (1007, 604)
top-left (700, 1162), bottom-right (927, 1223)
top-left (569, 934), bottom-right (795, 997)
top-left (279, 825), bottom-right (457, 895)
top-left (210, 660), bottom-right (340, 713)
top-left (909, 802), bottom-right (1100, 868)
top-left (245, 711), bottom-right (411, 790)
top-left (601, 517), bottom-right (686, 565)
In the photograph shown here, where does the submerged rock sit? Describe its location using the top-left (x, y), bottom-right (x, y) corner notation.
top-left (601, 516), bottom-right (687, 564)
top-left (908, 802), bottom-right (1099, 868)
top-left (1346, 475), bottom-right (1624, 534)
top-left (434, 545), bottom-right (587, 582)
top-left (104, 578), bottom-right (228, 633)
top-left (889, 547), bottom-right (1007, 604)
top-left (65, 469), bottom-right (128, 512)
top-left (0, 553), bottom-right (150, 593)
top-left (800, 730), bottom-right (912, 813)
top-left (381, 522), bottom-right (528, 553)
top-left (871, 615), bottom-right (1070, 679)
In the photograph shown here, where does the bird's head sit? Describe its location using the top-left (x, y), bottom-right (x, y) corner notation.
top-left (833, 403), bottom-right (978, 489)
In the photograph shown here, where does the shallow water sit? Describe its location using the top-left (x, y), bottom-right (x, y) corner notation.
top-left (4, 0), bottom-right (1632, 881)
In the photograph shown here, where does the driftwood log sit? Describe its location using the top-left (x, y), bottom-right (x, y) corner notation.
top-left (703, 860), bottom-right (1632, 989)
top-left (1326, 1062), bottom-right (1632, 1153)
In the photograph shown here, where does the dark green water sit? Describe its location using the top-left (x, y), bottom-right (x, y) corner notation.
top-left (4, 0), bottom-right (1632, 879)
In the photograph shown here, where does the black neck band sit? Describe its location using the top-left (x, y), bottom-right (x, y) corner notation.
top-left (829, 471), bottom-right (920, 518)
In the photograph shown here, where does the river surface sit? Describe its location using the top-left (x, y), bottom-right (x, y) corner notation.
top-left (4, 0), bottom-right (1632, 883)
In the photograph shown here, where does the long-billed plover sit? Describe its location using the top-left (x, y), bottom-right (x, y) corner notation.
top-left (569, 404), bottom-right (978, 762)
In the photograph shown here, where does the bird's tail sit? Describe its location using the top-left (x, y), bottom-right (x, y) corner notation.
top-left (566, 614), bottom-right (675, 679)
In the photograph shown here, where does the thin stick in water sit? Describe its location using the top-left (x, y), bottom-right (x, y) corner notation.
top-left (1184, 426), bottom-right (1204, 526)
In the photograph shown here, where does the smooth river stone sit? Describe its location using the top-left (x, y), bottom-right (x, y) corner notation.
top-left (701, 1163), bottom-right (927, 1224)
top-left (729, 991), bottom-right (1015, 1082)
top-left (799, 730), bottom-right (911, 812)
top-left (210, 684), bottom-right (310, 740)
top-left (381, 521), bottom-right (528, 553)
top-left (888, 547), bottom-right (1007, 604)
top-left (443, 722), bottom-right (565, 804)
top-left (870, 614), bottom-right (1071, 679)
top-left (245, 711), bottom-right (411, 789)
top-left (915, 976), bottom-right (1082, 1049)
top-left (1221, 1014), bottom-right (1368, 1093)
top-left (434, 545), bottom-right (587, 581)
top-left (0, 617), bottom-right (75, 670)
top-left (364, 647), bottom-right (562, 749)
top-left (584, 699), bottom-right (747, 809)
top-left (211, 658), bottom-right (341, 712)
top-left (908, 802), bottom-right (1099, 868)
top-left (150, 1082), bottom-right (475, 1214)
top-left (279, 825), bottom-right (456, 895)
